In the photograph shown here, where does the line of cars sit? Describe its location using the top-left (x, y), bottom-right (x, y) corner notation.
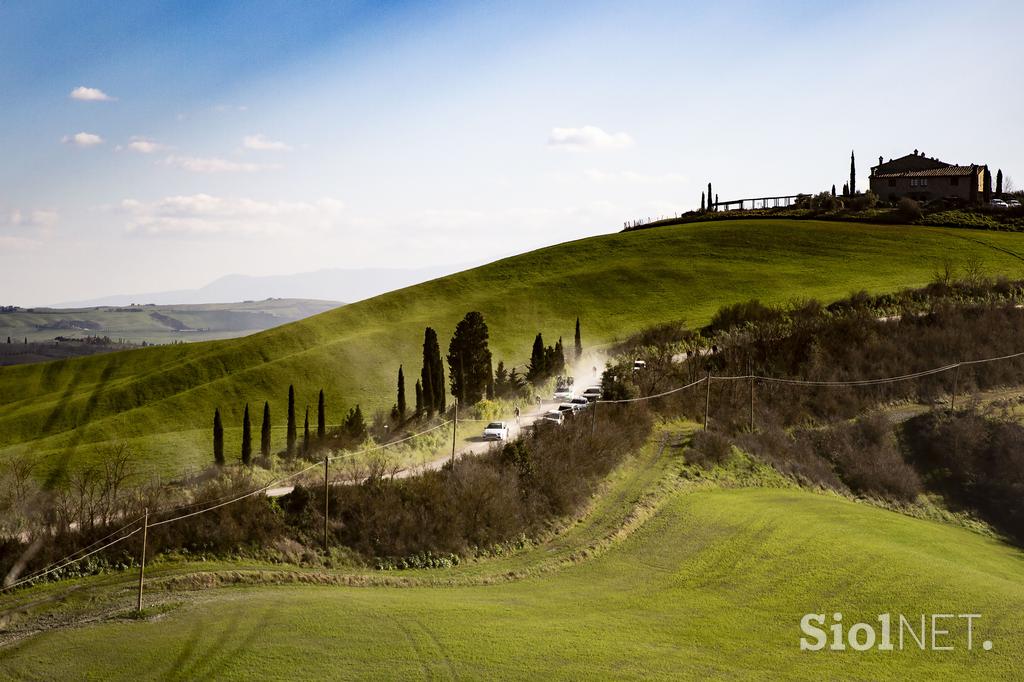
top-left (990, 198), bottom-right (1022, 209)
top-left (480, 381), bottom-right (604, 439)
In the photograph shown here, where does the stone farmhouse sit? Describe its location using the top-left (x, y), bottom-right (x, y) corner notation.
top-left (869, 150), bottom-right (988, 203)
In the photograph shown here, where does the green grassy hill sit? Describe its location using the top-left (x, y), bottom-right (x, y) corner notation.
top-left (4, 483), bottom-right (1022, 678)
top-left (3, 219), bottom-right (1024, 479)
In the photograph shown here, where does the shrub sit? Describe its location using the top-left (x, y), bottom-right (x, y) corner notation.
top-left (898, 197), bottom-right (923, 221)
top-left (686, 430), bottom-right (733, 468)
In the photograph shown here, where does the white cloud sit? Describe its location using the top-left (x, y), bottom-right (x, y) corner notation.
top-left (8, 209), bottom-right (59, 229)
top-left (243, 134), bottom-right (292, 152)
top-left (62, 132), bottom-right (104, 147)
top-left (162, 155), bottom-right (278, 173)
top-left (583, 169), bottom-right (687, 184)
top-left (116, 194), bottom-right (345, 237)
top-left (124, 137), bottom-right (168, 154)
top-left (547, 125), bottom-right (633, 151)
top-left (69, 86), bottom-right (115, 102)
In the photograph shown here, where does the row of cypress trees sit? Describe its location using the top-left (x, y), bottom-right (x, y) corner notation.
top-left (213, 386), bottom-right (363, 466)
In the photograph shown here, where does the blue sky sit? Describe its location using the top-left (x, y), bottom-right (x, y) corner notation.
top-left (2, 0), bottom-right (1022, 305)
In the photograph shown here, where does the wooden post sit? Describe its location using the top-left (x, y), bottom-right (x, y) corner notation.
top-left (323, 456), bottom-right (329, 551)
top-left (591, 398), bottom-right (598, 435)
top-left (451, 400), bottom-right (458, 468)
top-left (136, 507), bottom-right (148, 613)
top-left (703, 370), bottom-right (712, 430)
top-left (951, 363), bottom-right (960, 412)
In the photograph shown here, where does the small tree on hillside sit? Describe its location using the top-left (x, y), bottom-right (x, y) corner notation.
top-left (317, 389), bottom-right (326, 441)
top-left (213, 408), bottom-right (224, 466)
top-left (241, 403), bottom-right (252, 466)
top-left (303, 406), bottom-right (310, 455)
top-left (260, 401), bottom-right (271, 458)
top-left (447, 311), bottom-right (494, 405)
top-left (286, 385), bottom-right (297, 457)
top-left (344, 405), bottom-right (367, 441)
top-left (574, 317), bottom-right (582, 360)
top-left (397, 365), bottom-right (406, 419)
top-left (831, 184), bottom-right (836, 197)
top-left (842, 182), bottom-right (849, 197)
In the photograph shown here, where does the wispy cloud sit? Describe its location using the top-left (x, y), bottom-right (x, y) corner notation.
top-left (547, 125), bottom-right (633, 151)
top-left (69, 86), bottom-right (115, 102)
top-left (162, 155), bottom-right (278, 173)
top-left (243, 134), bottom-right (292, 152)
top-left (8, 209), bottom-right (59, 229)
top-left (116, 194), bottom-right (344, 237)
top-left (583, 169), bottom-right (687, 184)
top-left (62, 132), bottom-right (104, 147)
top-left (121, 136), bottom-right (169, 154)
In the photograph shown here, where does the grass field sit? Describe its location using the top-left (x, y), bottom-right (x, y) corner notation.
top-left (3, 427), bottom-right (1022, 680)
top-left (4, 219), bottom-right (1024, 480)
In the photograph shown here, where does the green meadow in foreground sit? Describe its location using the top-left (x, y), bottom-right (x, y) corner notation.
top-left (3, 219), bottom-right (1024, 480)
top-left (3, 480), bottom-right (1022, 679)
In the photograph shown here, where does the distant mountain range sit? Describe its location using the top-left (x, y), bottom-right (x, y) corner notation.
top-left (51, 264), bottom-right (477, 308)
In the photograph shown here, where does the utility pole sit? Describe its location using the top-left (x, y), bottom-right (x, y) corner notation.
top-left (136, 507), bottom-right (148, 613)
top-left (703, 370), bottom-right (712, 430)
top-left (591, 399), bottom-right (598, 435)
top-left (451, 400), bottom-right (458, 468)
top-left (951, 363), bottom-right (961, 412)
top-left (748, 360), bottom-right (754, 433)
top-left (323, 456), bottom-right (329, 551)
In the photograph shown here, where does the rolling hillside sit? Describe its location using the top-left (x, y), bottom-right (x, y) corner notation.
top-left (3, 219), bottom-right (1024, 480)
top-left (0, 298), bottom-right (341, 347)
top-left (3, 450), bottom-right (1023, 679)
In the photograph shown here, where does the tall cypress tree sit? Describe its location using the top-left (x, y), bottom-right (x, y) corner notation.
top-left (317, 389), bottom-right (326, 440)
top-left (414, 379), bottom-right (423, 416)
top-left (446, 311), bottom-right (493, 406)
top-left (984, 168), bottom-right (993, 203)
top-left (241, 403), bottom-right (252, 466)
top-left (831, 184), bottom-right (836, 197)
top-left (707, 182), bottom-right (713, 211)
top-left (421, 327), bottom-right (445, 414)
top-left (700, 191), bottom-right (705, 212)
top-left (397, 365), bottom-right (406, 419)
top-left (213, 408), bottom-right (224, 466)
top-left (997, 169), bottom-right (1004, 197)
top-left (574, 317), bottom-right (582, 360)
top-left (527, 332), bottom-right (546, 383)
top-left (303, 406), bottom-right (310, 455)
top-left (850, 150), bottom-right (856, 195)
top-left (260, 401), bottom-right (271, 458)
top-left (286, 384), bottom-right (297, 457)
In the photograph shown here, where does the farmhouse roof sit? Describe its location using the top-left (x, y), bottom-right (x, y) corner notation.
top-left (872, 165), bottom-right (980, 179)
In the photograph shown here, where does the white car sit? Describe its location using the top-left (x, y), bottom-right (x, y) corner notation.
top-left (569, 397), bottom-right (590, 411)
top-left (553, 385), bottom-right (574, 401)
top-left (482, 421), bottom-right (509, 441)
top-left (542, 410), bottom-right (565, 425)
top-left (581, 386), bottom-right (603, 402)
top-left (1008, 199), bottom-right (1022, 208)
top-left (633, 359), bottom-right (647, 371)
top-left (989, 199), bottom-right (1009, 209)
